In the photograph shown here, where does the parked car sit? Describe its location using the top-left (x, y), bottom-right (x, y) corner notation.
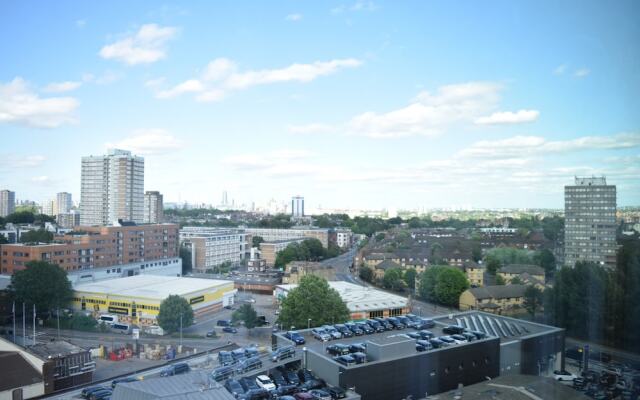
top-left (334, 354), bottom-right (356, 366)
top-left (240, 376), bottom-right (260, 391)
top-left (418, 330), bottom-right (434, 340)
top-left (333, 324), bottom-right (353, 338)
top-left (231, 348), bottom-right (248, 362)
top-left (111, 377), bottom-right (137, 388)
top-left (309, 389), bottom-right (332, 400)
top-left (451, 334), bottom-right (468, 343)
top-left (269, 370), bottom-right (287, 388)
top-left (243, 388), bottom-right (270, 400)
top-left (89, 388), bottom-right (112, 400)
top-left (469, 330), bottom-right (486, 340)
top-left (218, 350), bottom-right (234, 366)
top-left (554, 370), bottom-right (578, 381)
top-left (414, 318), bottom-right (435, 330)
top-left (217, 319), bottom-right (232, 327)
top-left (462, 332), bottom-right (477, 342)
top-left (442, 325), bottom-right (465, 335)
top-left (375, 318), bottom-right (394, 330)
top-left (416, 340), bottom-right (433, 351)
top-left (326, 344), bottom-right (351, 356)
top-left (387, 317), bottom-right (405, 330)
top-left (244, 346), bottom-right (259, 358)
top-left (439, 336), bottom-right (456, 345)
top-left (274, 384), bottom-right (299, 396)
top-left (429, 338), bottom-right (445, 348)
top-left (299, 379), bottom-right (325, 392)
top-left (160, 362), bottom-right (190, 377)
top-left (294, 393), bottom-right (315, 400)
top-left (236, 356), bottom-right (262, 374)
top-left (405, 332), bottom-right (422, 340)
top-left (326, 386), bottom-right (347, 399)
top-left (344, 322), bottom-right (363, 336)
top-left (297, 368), bottom-right (316, 383)
top-left (397, 316), bottom-right (411, 326)
top-left (212, 366), bottom-right (234, 382)
top-left (225, 378), bottom-right (246, 397)
top-left (282, 368), bottom-right (301, 385)
top-left (223, 326), bottom-right (238, 333)
top-left (82, 386), bottom-right (108, 399)
top-left (348, 343), bottom-right (366, 353)
top-left (351, 352), bottom-right (367, 364)
top-left (366, 319), bottom-right (385, 332)
top-left (272, 345), bottom-right (296, 362)
top-left (285, 330), bottom-right (306, 345)
top-left (312, 328), bottom-right (332, 341)
top-left (256, 375), bottom-right (277, 391)
top-left (323, 325), bottom-right (342, 340)
top-left (356, 322), bottom-right (374, 334)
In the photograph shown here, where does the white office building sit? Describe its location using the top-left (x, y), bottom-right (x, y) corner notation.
top-left (291, 195), bottom-right (304, 218)
top-left (180, 227), bottom-right (247, 272)
top-left (0, 190), bottom-right (15, 217)
top-left (80, 149), bottom-right (144, 226)
top-left (144, 191), bottom-right (164, 223)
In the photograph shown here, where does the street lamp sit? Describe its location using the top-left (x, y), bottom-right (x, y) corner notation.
top-left (307, 318), bottom-right (312, 330)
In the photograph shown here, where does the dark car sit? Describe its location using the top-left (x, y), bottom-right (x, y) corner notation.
top-left (82, 386), bottom-right (108, 399)
top-left (217, 319), bottom-right (232, 327)
top-left (439, 336), bottom-right (455, 345)
top-left (272, 345), bottom-right (296, 362)
top-left (299, 379), bottom-right (325, 392)
top-left (160, 362), bottom-right (190, 377)
top-left (284, 369), bottom-right (301, 385)
top-left (469, 330), bottom-right (486, 340)
top-left (334, 354), bottom-right (356, 366)
top-left (387, 317), bottom-right (405, 330)
top-left (344, 322), bottom-right (363, 336)
top-left (418, 330), bottom-right (434, 339)
top-left (243, 388), bottom-right (271, 400)
top-left (333, 324), bottom-right (353, 338)
top-left (451, 334), bottom-right (468, 343)
top-left (366, 319), bottom-right (385, 332)
top-left (309, 389), bottom-right (332, 400)
top-left (270, 370), bottom-right (288, 388)
top-left (405, 332), bottom-right (422, 340)
top-left (326, 386), bottom-right (347, 399)
top-left (356, 322), bottom-right (374, 334)
top-left (206, 330), bottom-right (216, 337)
top-left (244, 346), bottom-right (259, 358)
top-left (89, 389), bottom-right (112, 400)
top-left (111, 377), bottom-right (137, 388)
top-left (236, 356), bottom-right (262, 373)
top-left (275, 384), bottom-right (299, 396)
top-left (429, 338), bottom-right (445, 348)
top-left (294, 393), bottom-right (315, 400)
top-left (326, 344), bottom-right (351, 356)
top-left (351, 352), bottom-right (367, 364)
top-left (223, 326), bottom-right (238, 333)
top-left (298, 368), bottom-right (315, 383)
top-left (212, 366), bottom-right (235, 382)
top-left (285, 330), bottom-right (306, 345)
top-left (232, 348), bottom-right (248, 361)
top-left (397, 316), bottom-right (411, 326)
top-left (414, 318), bottom-right (435, 330)
top-left (375, 318), bottom-right (394, 330)
top-left (218, 350), bottom-right (234, 366)
top-left (416, 340), bottom-right (433, 351)
top-left (348, 343), bottom-right (366, 353)
top-left (240, 376), bottom-right (260, 391)
top-left (462, 332), bottom-right (477, 342)
top-left (442, 325), bottom-right (465, 335)
top-left (225, 378), bottom-right (246, 397)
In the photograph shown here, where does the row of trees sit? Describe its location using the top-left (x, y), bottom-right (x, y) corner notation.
top-left (484, 247), bottom-right (556, 276)
top-left (544, 235), bottom-right (640, 353)
top-left (0, 211), bottom-right (56, 228)
top-left (418, 266), bottom-right (470, 306)
top-left (274, 238), bottom-right (342, 268)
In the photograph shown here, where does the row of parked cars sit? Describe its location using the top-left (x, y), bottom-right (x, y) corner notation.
top-left (224, 366), bottom-right (346, 400)
top-left (411, 325), bottom-right (487, 352)
top-left (326, 342), bottom-right (367, 366)
top-left (310, 315), bottom-right (436, 342)
top-left (213, 345), bottom-right (298, 382)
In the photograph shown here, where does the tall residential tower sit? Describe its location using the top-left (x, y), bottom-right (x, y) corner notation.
top-left (0, 190), bottom-right (15, 217)
top-left (80, 149), bottom-right (144, 226)
top-left (291, 195), bottom-right (304, 218)
top-left (144, 191), bottom-right (164, 223)
top-left (564, 176), bottom-right (617, 267)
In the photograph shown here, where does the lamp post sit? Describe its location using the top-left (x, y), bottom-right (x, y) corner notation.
top-left (179, 313), bottom-right (183, 348)
top-left (307, 318), bottom-right (312, 330)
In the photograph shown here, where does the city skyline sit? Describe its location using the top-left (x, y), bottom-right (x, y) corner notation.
top-left (1, 1), bottom-right (639, 209)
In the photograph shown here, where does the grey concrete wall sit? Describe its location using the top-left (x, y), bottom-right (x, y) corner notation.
top-left (499, 340), bottom-right (522, 375)
top-left (306, 349), bottom-right (341, 387)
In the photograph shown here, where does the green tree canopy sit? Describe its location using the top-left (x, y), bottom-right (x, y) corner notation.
top-left (403, 268), bottom-right (417, 290)
top-left (252, 236), bottom-right (264, 248)
top-left (418, 266), bottom-right (446, 301)
top-left (274, 238), bottom-right (338, 268)
top-left (10, 261), bottom-right (73, 315)
top-left (358, 265), bottom-right (373, 282)
top-left (533, 248), bottom-right (556, 276)
top-left (434, 268), bottom-right (469, 306)
top-left (157, 295), bottom-right (194, 333)
top-left (277, 275), bottom-right (349, 329)
top-left (523, 285), bottom-right (543, 317)
top-left (232, 303), bottom-right (259, 329)
top-left (6, 211), bottom-right (35, 224)
top-left (495, 274), bottom-right (506, 285)
top-left (383, 268), bottom-right (406, 291)
top-left (19, 228), bottom-right (54, 244)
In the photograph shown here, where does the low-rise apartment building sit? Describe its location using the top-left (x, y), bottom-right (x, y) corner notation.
top-left (0, 223), bottom-right (180, 284)
top-left (282, 261), bottom-right (336, 284)
top-left (245, 227), bottom-right (330, 248)
top-left (465, 262), bottom-right (486, 286)
top-left (459, 284), bottom-right (528, 315)
top-left (179, 227), bottom-right (246, 272)
top-left (498, 264), bottom-right (545, 285)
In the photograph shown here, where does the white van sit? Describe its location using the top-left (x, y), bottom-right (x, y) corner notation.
top-left (97, 314), bottom-right (118, 325)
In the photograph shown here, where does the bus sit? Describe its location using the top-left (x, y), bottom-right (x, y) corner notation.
top-left (111, 323), bottom-right (131, 334)
top-left (98, 314), bottom-right (118, 325)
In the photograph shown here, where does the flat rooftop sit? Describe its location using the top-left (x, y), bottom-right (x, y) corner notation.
top-left (73, 275), bottom-right (232, 299)
top-left (433, 311), bottom-right (563, 343)
top-left (276, 281), bottom-right (408, 311)
top-left (29, 340), bottom-right (87, 358)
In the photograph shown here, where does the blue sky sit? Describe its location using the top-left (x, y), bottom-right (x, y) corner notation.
top-left (1, 0), bottom-right (639, 210)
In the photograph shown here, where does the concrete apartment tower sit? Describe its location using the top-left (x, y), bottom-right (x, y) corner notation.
top-left (0, 190), bottom-right (15, 217)
top-left (144, 191), bottom-right (164, 223)
top-left (291, 195), bottom-right (304, 218)
top-left (55, 192), bottom-right (73, 215)
top-left (80, 149), bottom-right (144, 226)
top-left (564, 176), bottom-right (617, 267)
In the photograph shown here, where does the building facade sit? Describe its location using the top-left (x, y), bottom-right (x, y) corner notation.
top-left (459, 284), bottom-right (528, 315)
top-left (80, 149), bottom-right (144, 226)
top-left (0, 223), bottom-right (180, 277)
top-left (282, 261), bottom-right (336, 284)
top-left (179, 227), bottom-right (246, 272)
top-left (55, 192), bottom-right (73, 216)
top-left (259, 239), bottom-right (305, 266)
top-left (334, 228), bottom-right (353, 248)
top-left (291, 195), bottom-right (304, 218)
top-left (0, 190), bottom-right (15, 217)
top-left (57, 211), bottom-right (81, 228)
top-left (245, 227), bottom-right (330, 248)
top-left (564, 176), bottom-right (617, 267)
top-left (143, 191), bottom-right (164, 223)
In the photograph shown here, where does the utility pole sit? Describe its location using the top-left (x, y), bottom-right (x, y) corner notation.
top-left (33, 304), bottom-right (36, 346)
top-left (179, 313), bottom-right (183, 348)
top-left (22, 303), bottom-right (25, 346)
top-left (57, 308), bottom-right (60, 340)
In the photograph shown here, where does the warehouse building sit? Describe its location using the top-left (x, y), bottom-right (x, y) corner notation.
top-left (273, 310), bottom-right (564, 400)
top-left (72, 275), bottom-right (236, 326)
top-left (274, 281), bottom-right (409, 319)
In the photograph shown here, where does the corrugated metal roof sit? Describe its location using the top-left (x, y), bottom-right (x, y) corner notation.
top-left (112, 371), bottom-right (235, 400)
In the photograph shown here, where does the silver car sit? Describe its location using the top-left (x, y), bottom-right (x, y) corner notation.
top-left (322, 325), bottom-right (342, 340)
top-left (311, 328), bottom-right (331, 341)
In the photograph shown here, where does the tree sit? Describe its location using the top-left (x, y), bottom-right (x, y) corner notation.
top-left (232, 303), bottom-right (259, 329)
top-left (5, 211), bottom-right (35, 224)
top-left (10, 261), bottom-right (73, 316)
top-left (252, 236), bottom-right (264, 248)
top-left (434, 268), bottom-right (469, 306)
top-left (383, 268), bottom-right (405, 290)
top-left (418, 266), bottom-right (446, 301)
top-left (533, 248), bottom-right (556, 276)
top-left (277, 275), bottom-right (349, 329)
top-left (471, 242), bottom-right (482, 263)
top-left (403, 268), bottom-right (417, 290)
top-left (157, 295), bottom-right (194, 333)
top-left (0, 234), bottom-right (7, 244)
top-left (374, 233), bottom-right (385, 242)
top-left (19, 228), bottom-right (53, 244)
top-left (359, 265), bottom-right (373, 282)
top-left (523, 286), bottom-right (543, 317)
top-left (485, 254), bottom-right (501, 275)
top-left (179, 246), bottom-right (192, 274)
top-left (509, 276), bottom-right (523, 285)
top-left (495, 275), bottom-right (506, 285)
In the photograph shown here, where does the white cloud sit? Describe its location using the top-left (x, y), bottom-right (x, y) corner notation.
top-left (332, 1), bottom-right (378, 13)
top-left (0, 77), bottom-right (78, 128)
top-left (222, 149), bottom-right (311, 172)
top-left (0, 154), bottom-right (45, 169)
top-left (43, 81), bottom-right (82, 93)
top-left (76, 19), bottom-right (86, 28)
top-left (474, 109), bottom-right (540, 125)
top-left (31, 176), bottom-right (49, 183)
top-left (553, 64), bottom-right (567, 75)
top-left (105, 129), bottom-right (183, 155)
top-left (346, 82), bottom-right (502, 138)
top-left (574, 68), bottom-right (590, 78)
top-left (457, 132), bottom-right (640, 159)
top-left (287, 123), bottom-right (334, 134)
top-left (99, 24), bottom-right (178, 65)
top-left (285, 13), bottom-right (302, 21)
top-left (152, 58), bottom-right (362, 101)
